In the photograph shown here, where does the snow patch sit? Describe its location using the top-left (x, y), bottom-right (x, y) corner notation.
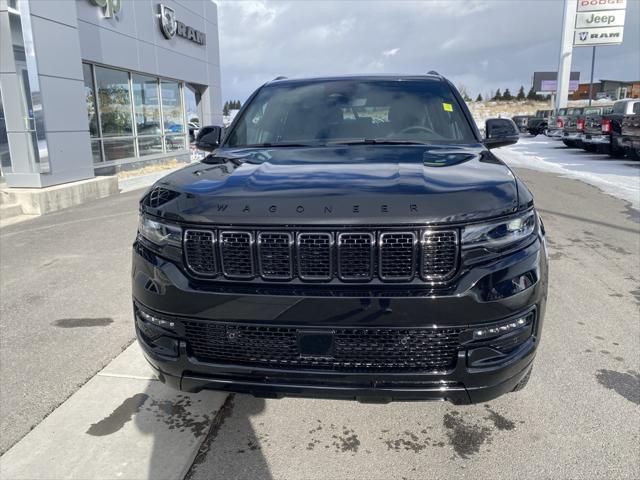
top-left (495, 136), bottom-right (640, 210)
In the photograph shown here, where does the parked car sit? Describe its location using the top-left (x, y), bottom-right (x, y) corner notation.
top-left (547, 108), bottom-right (569, 139)
top-left (581, 106), bottom-right (614, 153)
top-left (527, 110), bottom-right (553, 136)
top-left (620, 102), bottom-right (640, 160)
top-left (604, 99), bottom-right (640, 158)
top-left (512, 115), bottom-right (533, 134)
top-left (133, 74), bottom-right (548, 404)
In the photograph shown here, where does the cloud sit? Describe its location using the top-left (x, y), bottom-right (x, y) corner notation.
top-left (216, 0), bottom-right (640, 102)
top-left (382, 48), bottom-right (400, 57)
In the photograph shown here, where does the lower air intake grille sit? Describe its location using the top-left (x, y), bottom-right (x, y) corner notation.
top-left (184, 230), bottom-right (217, 276)
top-left (182, 322), bottom-right (463, 372)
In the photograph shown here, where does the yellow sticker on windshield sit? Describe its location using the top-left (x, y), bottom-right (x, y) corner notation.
top-left (443, 103), bottom-right (453, 112)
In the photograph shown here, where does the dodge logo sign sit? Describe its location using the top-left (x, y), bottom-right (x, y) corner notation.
top-left (159, 4), bottom-right (177, 39)
top-left (157, 4), bottom-right (206, 45)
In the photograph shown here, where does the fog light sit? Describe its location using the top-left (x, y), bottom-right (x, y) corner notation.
top-left (473, 315), bottom-right (529, 340)
top-left (138, 309), bottom-right (175, 329)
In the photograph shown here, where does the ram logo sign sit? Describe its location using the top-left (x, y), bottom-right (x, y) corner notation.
top-left (157, 4), bottom-right (206, 45)
top-left (574, 26), bottom-right (624, 45)
top-left (90, 0), bottom-right (122, 18)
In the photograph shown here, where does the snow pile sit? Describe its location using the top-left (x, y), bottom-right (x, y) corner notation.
top-left (495, 136), bottom-right (640, 210)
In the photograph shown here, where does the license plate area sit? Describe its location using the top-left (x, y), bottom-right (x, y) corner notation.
top-left (297, 330), bottom-right (335, 358)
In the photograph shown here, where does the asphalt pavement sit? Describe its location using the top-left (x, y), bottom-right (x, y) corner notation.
top-left (1, 147), bottom-right (639, 479)
top-left (186, 167), bottom-right (640, 480)
top-left (0, 189), bottom-right (143, 453)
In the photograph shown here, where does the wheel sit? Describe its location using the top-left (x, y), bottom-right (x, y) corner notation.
top-left (628, 148), bottom-right (640, 161)
top-left (584, 144), bottom-right (597, 153)
top-left (512, 368), bottom-right (532, 392)
top-left (562, 140), bottom-right (574, 148)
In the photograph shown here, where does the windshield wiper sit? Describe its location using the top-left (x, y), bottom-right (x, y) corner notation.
top-left (328, 139), bottom-right (430, 146)
top-left (248, 142), bottom-right (321, 148)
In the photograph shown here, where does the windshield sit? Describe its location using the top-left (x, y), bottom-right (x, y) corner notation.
top-left (225, 79), bottom-right (476, 148)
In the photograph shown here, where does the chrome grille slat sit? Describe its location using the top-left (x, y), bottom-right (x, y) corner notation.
top-left (184, 229), bottom-right (217, 276)
top-left (257, 232), bottom-right (293, 280)
top-left (297, 233), bottom-right (333, 280)
top-left (220, 231), bottom-right (255, 279)
top-left (184, 228), bottom-right (459, 283)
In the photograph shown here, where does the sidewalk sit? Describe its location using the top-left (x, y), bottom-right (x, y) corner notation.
top-left (0, 343), bottom-right (227, 480)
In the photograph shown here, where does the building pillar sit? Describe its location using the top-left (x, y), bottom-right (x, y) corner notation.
top-left (0, 0), bottom-right (94, 188)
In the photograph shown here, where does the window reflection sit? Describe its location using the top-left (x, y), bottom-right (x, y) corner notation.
top-left (161, 81), bottom-right (183, 134)
top-left (95, 66), bottom-right (133, 137)
top-left (82, 64), bottom-right (99, 137)
top-left (133, 75), bottom-right (160, 135)
top-left (103, 138), bottom-right (135, 161)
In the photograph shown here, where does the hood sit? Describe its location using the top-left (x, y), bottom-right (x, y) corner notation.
top-left (149, 145), bottom-right (519, 225)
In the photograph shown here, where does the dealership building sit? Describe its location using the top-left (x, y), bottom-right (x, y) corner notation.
top-left (0, 0), bottom-right (222, 191)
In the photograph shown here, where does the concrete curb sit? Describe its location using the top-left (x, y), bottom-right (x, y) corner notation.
top-left (0, 342), bottom-right (228, 480)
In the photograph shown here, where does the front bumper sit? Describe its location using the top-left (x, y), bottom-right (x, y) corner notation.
top-left (132, 237), bottom-right (548, 404)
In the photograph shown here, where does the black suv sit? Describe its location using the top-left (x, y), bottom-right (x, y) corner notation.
top-left (133, 74), bottom-right (548, 404)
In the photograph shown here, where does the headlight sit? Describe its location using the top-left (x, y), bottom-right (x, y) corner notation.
top-left (461, 210), bottom-right (536, 250)
top-left (138, 214), bottom-right (182, 247)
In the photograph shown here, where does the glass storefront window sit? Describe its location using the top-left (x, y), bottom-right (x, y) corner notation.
top-left (0, 86), bottom-right (11, 172)
top-left (161, 81), bottom-right (184, 134)
top-left (82, 64), bottom-right (99, 137)
top-left (137, 136), bottom-right (164, 156)
top-left (103, 138), bottom-right (135, 161)
top-left (165, 134), bottom-right (186, 152)
top-left (95, 66), bottom-right (133, 137)
top-left (80, 64), bottom-right (188, 166)
top-left (132, 75), bottom-right (160, 136)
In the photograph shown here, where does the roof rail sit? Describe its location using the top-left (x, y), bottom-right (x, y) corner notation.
top-left (272, 76), bottom-right (288, 81)
top-left (426, 70), bottom-right (441, 77)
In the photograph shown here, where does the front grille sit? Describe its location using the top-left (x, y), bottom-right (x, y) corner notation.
top-left (297, 233), bottom-right (333, 280)
top-left (257, 232), bottom-right (293, 280)
top-left (220, 231), bottom-right (254, 278)
top-left (184, 230), bottom-right (217, 276)
top-left (183, 228), bottom-right (459, 283)
top-left (183, 321), bottom-right (462, 372)
top-left (422, 231), bottom-right (458, 280)
top-left (379, 232), bottom-right (416, 281)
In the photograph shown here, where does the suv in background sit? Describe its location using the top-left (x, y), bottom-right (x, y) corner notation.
top-left (133, 74), bottom-right (548, 404)
top-left (512, 115), bottom-right (533, 134)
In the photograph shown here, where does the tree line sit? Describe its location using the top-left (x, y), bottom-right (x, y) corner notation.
top-left (223, 100), bottom-right (242, 116)
top-left (458, 85), bottom-right (548, 103)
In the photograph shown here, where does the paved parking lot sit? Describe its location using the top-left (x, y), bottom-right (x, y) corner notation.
top-left (1, 142), bottom-right (639, 479)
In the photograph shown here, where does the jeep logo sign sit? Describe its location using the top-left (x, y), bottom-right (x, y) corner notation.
top-left (576, 10), bottom-right (626, 28)
top-left (90, 0), bottom-right (122, 18)
top-left (157, 4), bottom-right (206, 45)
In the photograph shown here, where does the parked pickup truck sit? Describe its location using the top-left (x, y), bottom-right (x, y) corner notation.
top-left (620, 102), bottom-right (640, 160)
top-left (581, 106), bottom-right (614, 153)
top-left (603, 99), bottom-right (640, 158)
top-left (526, 110), bottom-right (553, 136)
top-left (547, 108), bottom-right (568, 139)
top-left (512, 115), bottom-right (533, 134)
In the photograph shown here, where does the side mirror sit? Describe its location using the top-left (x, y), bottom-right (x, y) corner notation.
top-left (195, 125), bottom-right (223, 151)
top-left (484, 118), bottom-right (519, 149)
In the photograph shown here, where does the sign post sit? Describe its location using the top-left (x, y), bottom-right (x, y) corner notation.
top-left (555, 0), bottom-right (578, 112)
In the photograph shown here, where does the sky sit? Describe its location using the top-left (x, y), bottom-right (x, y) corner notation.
top-left (215, 0), bottom-right (640, 103)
